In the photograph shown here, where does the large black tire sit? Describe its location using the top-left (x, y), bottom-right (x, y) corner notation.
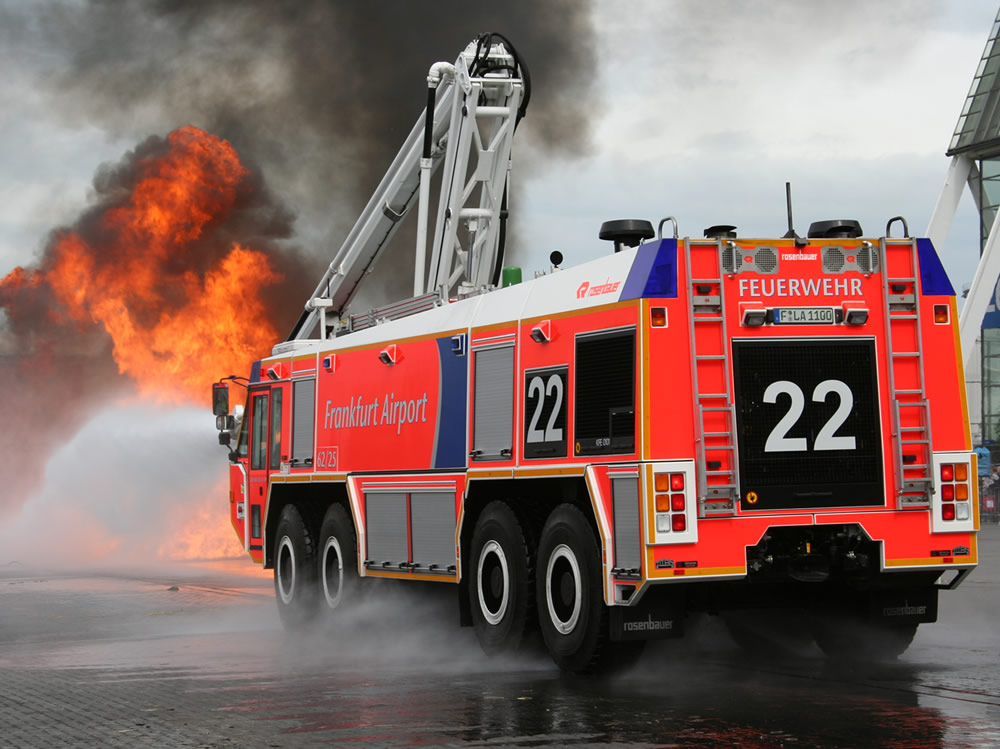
top-left (316, 503), bottom-right (359, 619)
top-left (468, 501), bottom-right (534, 654)
top-left (535, 504), bottom-right (612, 674)
top-left (273, 504), bottom-right (318, 630)
top-left (813, 615), bottom-right (918, 661)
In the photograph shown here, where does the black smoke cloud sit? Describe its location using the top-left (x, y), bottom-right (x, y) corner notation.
top-left (0, 1), bottom-right (598, 515)
top-left (13, 1), bottom-right (598, 253)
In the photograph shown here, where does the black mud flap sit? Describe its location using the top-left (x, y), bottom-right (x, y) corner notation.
top-left (609, 590), bottom-right (685, 641)
top-left (866, 588), bottom-right (938, 625)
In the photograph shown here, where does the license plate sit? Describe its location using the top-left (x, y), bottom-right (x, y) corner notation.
top-left (774, 307), bottom-right (834, 325)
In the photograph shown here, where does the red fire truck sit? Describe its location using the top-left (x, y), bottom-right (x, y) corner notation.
top-left (213, 36), bottom-right (978, 672)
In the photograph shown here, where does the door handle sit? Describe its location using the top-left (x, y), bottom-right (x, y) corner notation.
top-left (259, 486), bottom-right (263, 496)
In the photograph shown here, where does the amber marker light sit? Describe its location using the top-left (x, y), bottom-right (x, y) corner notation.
top-left (933, 304), bottom-right (950, 324)
top-left (651, 307), bottom-right (667, 327)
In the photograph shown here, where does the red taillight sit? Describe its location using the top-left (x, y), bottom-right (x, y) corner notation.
top-left (670, 473), bottom-right (684, 491)
top-left (655, 493), bottom-right (670, 512)
top-left (650, 307), bottom-right (667, 327)
top-left (671, 493), bottom-right (685, 511)
top-left (942, 503), bottom-right (956, 521)
top-left (942, 484), bottom-right (954, 501)
top-left (941, 464), bottom-right (954, 482)
top-left (956, 483), bottom-right (969, 501)
top-left (672, 514), bottom-right (686, 532)
top-left (955, 464), bottom-right (968, 482)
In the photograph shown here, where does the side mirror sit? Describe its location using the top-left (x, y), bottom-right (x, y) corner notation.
top-left (212, 383), bottom-right (229, 417)
top-left (218, 431), bottom-right (232, 447)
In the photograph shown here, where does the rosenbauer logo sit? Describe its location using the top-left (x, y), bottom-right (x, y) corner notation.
top-left (576, 278), bottom-right (621, 299)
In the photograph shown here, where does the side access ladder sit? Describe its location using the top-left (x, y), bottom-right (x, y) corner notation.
top-left (880, 237), bottom-right (933, 508)
top-left (686, 239), bottom-right (739, 516)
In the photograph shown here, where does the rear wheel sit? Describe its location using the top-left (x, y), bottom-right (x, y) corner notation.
top-left (536, 504), bottom-right (612, 674)
top-left (469, 501), bottom-right (533, 654)
top-left (723, 610), bottom-right (815, 658)
top-left (317, 503), bottom-right (359, 619)
top-left (813, 615), bottom-right (918, 661)
top-left (273, 504), bottom-right (318, 630)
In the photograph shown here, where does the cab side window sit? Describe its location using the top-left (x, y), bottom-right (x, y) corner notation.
top-left (251, 393), bottom-right (269, 470)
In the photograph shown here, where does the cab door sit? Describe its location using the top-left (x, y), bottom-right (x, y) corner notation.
top-left (247, 387), bottom-right (271, 556)
top-left (247, 383), bottom-right (289, 559)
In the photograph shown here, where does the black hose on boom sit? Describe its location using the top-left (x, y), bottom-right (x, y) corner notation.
top-left (471, 32), bottom-right (530, 287)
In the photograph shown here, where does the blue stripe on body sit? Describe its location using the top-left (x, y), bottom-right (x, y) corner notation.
top-left (433, 335), bottom-right (468, 469)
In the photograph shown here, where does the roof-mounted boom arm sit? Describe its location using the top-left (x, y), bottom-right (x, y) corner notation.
top-left (289, 34), bottom-right (529, 341)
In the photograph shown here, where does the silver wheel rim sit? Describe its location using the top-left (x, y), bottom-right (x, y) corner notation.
top-left (322, 536), bottom-right (344, 609)
top-left (477, 540), bottom-right (509, 625)
top-left (545, 543), bottom-right (581, 635)
top-left (276, 535), bottom-right (296, 604)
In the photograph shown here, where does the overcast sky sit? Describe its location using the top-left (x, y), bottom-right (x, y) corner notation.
top-left (0, 0), bottom-right (996, 565)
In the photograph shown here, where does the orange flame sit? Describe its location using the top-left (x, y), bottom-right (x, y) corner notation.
top-left (0, 125), bottom-right (281, 402)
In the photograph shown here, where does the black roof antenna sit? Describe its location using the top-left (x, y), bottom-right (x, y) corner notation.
top-left (783, 182), bottom-right (808, 247)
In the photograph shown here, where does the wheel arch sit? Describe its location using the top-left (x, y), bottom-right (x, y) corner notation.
top-left (264, 481), bottom-right (351, 568)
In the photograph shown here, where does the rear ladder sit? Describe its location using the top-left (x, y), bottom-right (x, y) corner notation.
top-left (686, 239), bottom-right (739, 516)
top-left (880, 238), bottom-right (933, 508)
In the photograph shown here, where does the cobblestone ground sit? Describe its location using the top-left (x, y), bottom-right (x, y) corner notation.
top-left (0, 528), bottom-right (998, 748)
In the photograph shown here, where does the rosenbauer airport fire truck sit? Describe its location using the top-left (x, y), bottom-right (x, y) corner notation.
top-left (213, 36), bottom-right (978, 672)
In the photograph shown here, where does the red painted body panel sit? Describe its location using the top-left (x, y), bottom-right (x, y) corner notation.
top-left (316, 337), bottom-right (441, 472)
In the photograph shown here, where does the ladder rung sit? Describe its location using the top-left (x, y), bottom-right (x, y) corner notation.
top-left (701, 406), bottom-right (732, 411)
top-left (893, 389), bottom-right (923, 395)
top-left (704, 446), bottom-right (736, 452)
top-left (891, 352), bottom-right (920, 358)
top-left (693, 315), bottom-right (723, 322)
top-left (703, 432), bottom-right (734, 438)
top-left (888, 277), bottom-right (917, 283)
top-left (889, 314), bottom-right (918, 320)
top-left (691, 278), bottom-right (722, 284)
top-left (695, 354), bottom-right (727, 361)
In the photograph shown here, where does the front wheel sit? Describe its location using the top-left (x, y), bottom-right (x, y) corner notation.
top-left (468, 501), bottom-right (533, 654)
top-left (535, 504), bottom-right (610, 673)
top-left (273, 504), bottom-right (318, 630)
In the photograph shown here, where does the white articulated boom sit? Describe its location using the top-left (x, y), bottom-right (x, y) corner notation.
top-left (287, 34), bottom-right (528, 343)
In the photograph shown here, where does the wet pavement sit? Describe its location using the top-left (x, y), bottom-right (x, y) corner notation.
top-left (2, 529), bottom-right (999, 748)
